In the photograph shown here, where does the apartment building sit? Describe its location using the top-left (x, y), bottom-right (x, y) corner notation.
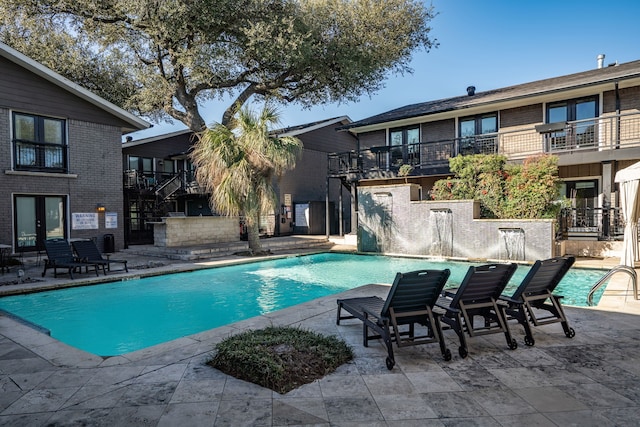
top-left (0, 42), bottom-right (149, 255)
top-left (122, 117), bottom-right (357, 247)
top-left (330, 56), bottom-right (640, 246)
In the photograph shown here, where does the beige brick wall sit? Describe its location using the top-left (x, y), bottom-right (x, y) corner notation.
top-left (154, 216), bottom-right (239, 247)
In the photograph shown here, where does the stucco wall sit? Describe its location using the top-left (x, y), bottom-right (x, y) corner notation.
top-left (153, 216), bottom-right (239, 247)
top-left (357, 184), bottom-right (556, 262)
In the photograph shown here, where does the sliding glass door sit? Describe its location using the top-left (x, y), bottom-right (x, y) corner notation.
top-left (14, 195), bottom-right (66, 252)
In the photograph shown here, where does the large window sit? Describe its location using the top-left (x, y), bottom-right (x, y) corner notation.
top-left (389, 126), bottom-right (420, 167)
top-left (13, 113), bottom-right (67, 172)
top-left (546, 96), bottom-right (598, 150)
top-left (458, 113), bottom-right (498, 155)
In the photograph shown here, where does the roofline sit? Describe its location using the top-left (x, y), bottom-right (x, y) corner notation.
top-left (122, 115), bottom-right (353, 147)
top-left (0, 42), bottom-right (151, 133)
top-left (340, 63), bottom-right (640, 133)
top-left (122, 128), bottom-right (193, 148)
top-left (274, 116), bottom-right (351, 137)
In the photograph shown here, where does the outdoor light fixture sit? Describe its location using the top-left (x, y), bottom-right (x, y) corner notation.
top-left (96, 203), bottom-right (106, 213)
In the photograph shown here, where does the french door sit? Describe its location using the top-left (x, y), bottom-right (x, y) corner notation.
top-left (14, 195), bottom-right (66, 252)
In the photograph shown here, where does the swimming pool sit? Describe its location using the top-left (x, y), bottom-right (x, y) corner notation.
top-left (0, 253), bottom-right (604, 356)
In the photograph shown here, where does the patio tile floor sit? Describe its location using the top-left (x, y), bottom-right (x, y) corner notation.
top-left (1, 240), bottom-right (640, 425)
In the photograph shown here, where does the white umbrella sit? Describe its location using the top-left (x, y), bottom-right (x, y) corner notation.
top-left (614, 162), bottom-right (640, 267)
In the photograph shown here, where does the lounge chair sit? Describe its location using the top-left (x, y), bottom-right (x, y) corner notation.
top-left (336, 269), bottom-right (451, 370)
top-left (436, 263), bottom-right (518, 358)
top-left (42, 239), bottom-right (101, 279)
top-left (72, 239), bottom-right (128, 273)
top-left (499, 256), bottom-right (576, 346)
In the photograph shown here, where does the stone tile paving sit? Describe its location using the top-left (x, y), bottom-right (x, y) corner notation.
top-left (1, 281), bottom-right (640, 426)
top-left (1, 247), bottom-right (640, 425)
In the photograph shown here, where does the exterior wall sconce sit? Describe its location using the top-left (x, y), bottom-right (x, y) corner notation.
top-left (96, 203), bottom-right (106, 213)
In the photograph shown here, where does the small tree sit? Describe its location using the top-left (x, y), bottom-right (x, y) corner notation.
top-left (191, 106), bottom-right (302, 254)
top-left (430, 154), bottom-right (560, 219)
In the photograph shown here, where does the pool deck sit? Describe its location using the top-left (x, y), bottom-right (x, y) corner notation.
top-left (2, 236), bottom-right (640, 426)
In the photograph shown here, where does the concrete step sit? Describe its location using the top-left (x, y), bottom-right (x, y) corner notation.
top-left (121, 236), bottom-right (335, 261)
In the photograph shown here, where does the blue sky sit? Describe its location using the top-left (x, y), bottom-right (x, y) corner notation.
top-left (129, 0), bottom-right (640, 139)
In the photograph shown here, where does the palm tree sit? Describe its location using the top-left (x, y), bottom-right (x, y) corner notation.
top-left (191, 105), bottom-right (302, 254)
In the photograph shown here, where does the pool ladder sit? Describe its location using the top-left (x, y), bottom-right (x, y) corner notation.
top-left (587, 265), bottom-right (638, 306)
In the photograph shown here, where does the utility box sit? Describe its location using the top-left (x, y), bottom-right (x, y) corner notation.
top-left (294, 201), bottom-right (335, 235)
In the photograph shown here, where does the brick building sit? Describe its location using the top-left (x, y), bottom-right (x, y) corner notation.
top-left (0, 42), bottom-right (149, 255)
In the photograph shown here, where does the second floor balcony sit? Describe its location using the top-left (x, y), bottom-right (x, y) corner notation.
top-left (329, 112), bottom-right (640, 178)
top-left (124, 169), bottom-right (204, 198)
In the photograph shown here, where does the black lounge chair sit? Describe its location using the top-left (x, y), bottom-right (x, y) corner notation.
top-left (337, 269), bottom-right (452, 370)
top-left (436, 263), bottom-right (518, 358)
top-left (42, 239), bottom-right (101, 279)
top-left (72, 239), bottom-right (128, 273)
top-left (499, 256), bottom-right (576, 346)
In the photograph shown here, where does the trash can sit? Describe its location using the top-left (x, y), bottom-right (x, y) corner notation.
top-left (103, 233), bottom-right (115, 253)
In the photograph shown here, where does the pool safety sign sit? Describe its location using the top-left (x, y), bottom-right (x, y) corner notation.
top-left (72, 213), bottom-right (99, 230)
top-left (105, 212), bottom-right (118, 229)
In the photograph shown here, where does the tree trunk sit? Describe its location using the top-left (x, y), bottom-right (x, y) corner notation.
top-left (246, 215), bottom-right (267, 255)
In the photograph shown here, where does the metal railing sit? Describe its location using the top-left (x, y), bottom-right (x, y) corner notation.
top-left (328, 111), bottom-right (640, 176)
top-left (558, 207), bottom-right (625, 241)
top-left (587, 265), bottom-right (638, 306)
top-left (124, 170), bottom-right (203, 195)
top-left (13, 139), bottom-right (68, 173)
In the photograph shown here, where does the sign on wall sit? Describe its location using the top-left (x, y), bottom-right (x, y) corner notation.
top-left (294, 203), bottom-right (309, 227)
top-left (105, 212), bottom-right (118, 229)
top-left (72, 213), bottom-right (99, 230)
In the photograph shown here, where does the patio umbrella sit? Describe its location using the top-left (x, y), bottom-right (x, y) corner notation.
top-left (614, 162), bottom-right (640, 267)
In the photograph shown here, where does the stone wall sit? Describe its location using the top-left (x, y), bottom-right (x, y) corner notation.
top-left (153, 216), bottom-right (239, 247)
top-left (357, 184), bottom-right (556, 262)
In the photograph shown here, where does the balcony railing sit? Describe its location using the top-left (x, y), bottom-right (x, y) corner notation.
top-left (329, 111), bottom-right (640, 176)
top-left (124, 169), bottom-right (203, 197)
top-left (13, 140), bottom-right (68, 173)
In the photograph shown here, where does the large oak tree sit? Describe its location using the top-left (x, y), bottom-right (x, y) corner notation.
top-left (1, 0), bottom-right (437, 250)
top-left (0, 0), bottom-right (438, 130)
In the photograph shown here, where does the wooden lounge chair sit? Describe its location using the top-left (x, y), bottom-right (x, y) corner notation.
top-left (72, 239), bottom-right (128, 273)
top-left (337, 269), bottom-right (452, 370)
top-left (42, 239), bottom-right (101, 279)
top-left (436, 263), bottom-right (518, 358)
top-left (499, 256), bottom-right (576, 346)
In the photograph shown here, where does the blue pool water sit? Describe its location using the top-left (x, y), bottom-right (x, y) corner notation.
top-left (0, 253), bottom-right (604, 356)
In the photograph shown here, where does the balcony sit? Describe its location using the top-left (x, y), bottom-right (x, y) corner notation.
top-left (124, 169), bottom-right (204, 198)
top-left (328, 112), bottom-right (640, 178)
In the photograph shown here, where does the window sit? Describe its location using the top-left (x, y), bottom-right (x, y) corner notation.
top-left (13, 113), bottom-right (66, 172)
top-left (127, 155), bottom-right (155, 187)
top-left (458, 113), bottom-right (498, 155)
top-left (389, 126), bottom-right (420, 167)
top-left (546, 96), bottom-right (598, 150)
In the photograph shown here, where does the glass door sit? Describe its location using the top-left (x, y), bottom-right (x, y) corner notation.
top-left (14, 195), bottom-right (66, 252)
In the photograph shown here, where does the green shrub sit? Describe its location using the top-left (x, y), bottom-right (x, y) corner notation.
top-left (430, 154), bottom-right (560, 219)
top-left (208, 326), bottom-right (353, 394)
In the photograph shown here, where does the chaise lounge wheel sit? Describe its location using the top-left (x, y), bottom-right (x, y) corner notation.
top-left (385, 357), bottom-right (395, 370)
top-left (565, 327), bottom-right (576, 338)
top-left (508, 339), bottom-right (518, 350)
top-left (443, 348), bottom-right (452, 361)
top-left (458, 346), bottom-right (468, 358)
top-left (524, 336), bottom-right (535, 346)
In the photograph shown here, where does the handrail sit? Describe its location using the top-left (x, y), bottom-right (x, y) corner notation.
top-left (587, 265), bottom-right (638, 306)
